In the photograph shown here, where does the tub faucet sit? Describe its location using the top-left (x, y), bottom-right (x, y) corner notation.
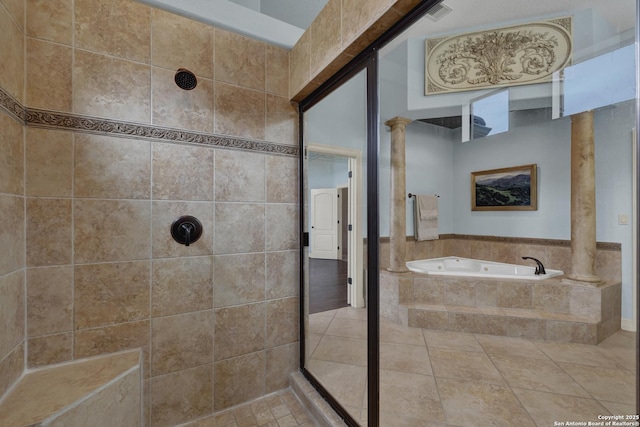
top-left (522, 257), bottom-right (546, 275)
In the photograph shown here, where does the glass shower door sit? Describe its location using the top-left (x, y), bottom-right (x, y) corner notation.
top-left (301, 69), bottom-right (369, 425)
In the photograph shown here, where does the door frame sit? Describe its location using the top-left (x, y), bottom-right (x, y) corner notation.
top-left (307, 142), bottom-right (365, 308)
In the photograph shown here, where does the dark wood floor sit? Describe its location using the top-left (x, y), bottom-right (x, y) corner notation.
top-left (309, 258), bottom-right (348, 314)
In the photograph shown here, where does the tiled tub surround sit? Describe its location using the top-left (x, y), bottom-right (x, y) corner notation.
top-left (0, 350), bottom-right (142, 427)
top-left (0, 0), bottom-right (301, 425)
top-left (380, 236), bottom-right (622, 344)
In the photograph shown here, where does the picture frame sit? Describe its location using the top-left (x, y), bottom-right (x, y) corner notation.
top-left (471, 164), bottom-right (537, 211)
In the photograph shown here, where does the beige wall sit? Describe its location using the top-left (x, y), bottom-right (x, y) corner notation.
top-left (0, 0), bottom-right (26, 400)
top-left (0, 0), bottom-right (300, 425)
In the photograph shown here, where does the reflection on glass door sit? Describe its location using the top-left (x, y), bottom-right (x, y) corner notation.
top-left (302, 69), bottom-right (368, 425)
top-left (376, 0), bottom-right (638, 425)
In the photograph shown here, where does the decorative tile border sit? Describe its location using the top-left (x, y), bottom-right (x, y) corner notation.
top-left (0, 86), bottom-right (298, 157)
top-left (0, 87), bottom-right (27, 124)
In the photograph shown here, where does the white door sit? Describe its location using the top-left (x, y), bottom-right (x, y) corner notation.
top-left (309, 188), bottom-right (341, 259)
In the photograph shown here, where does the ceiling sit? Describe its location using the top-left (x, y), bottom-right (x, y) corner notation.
top-left (137, 0), bottom-right (327, 48)
top-left (137, 0), bottom-right (635, 50)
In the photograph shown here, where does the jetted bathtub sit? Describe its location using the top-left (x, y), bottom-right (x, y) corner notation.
top-left (406, 256), bottom-right (563, 280)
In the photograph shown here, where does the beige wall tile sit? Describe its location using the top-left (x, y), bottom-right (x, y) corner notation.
top-left (0, 113), bottom-right (24, 196)
top-left (26, 0), bottom-right (72, 44)
top-left (447, 312), bottom-right (485, 334)
top-left (468, 240), bottom-right (491, 261)
top-left (266, 250), bottom-right (299, 299)
top-left (151, 9), bottom-right (213, 79)
top-left (215, 28), bottom-right (265, 91)
top-left (26, 38), bottom-right (72, 111)
top-left (265, 204), bottom-right (298, 251)
top-left (0, 342), bottom-right (23, 399)
top-left (213, 253), bottom-right (265, 307)
top-left (476, 282), bottom-right (497, 307)
top-left (152, 256), bottom-right (213, 317)
top-left (0, 0), bottom-right (24, 30)
top-left (150, 364), bottom-right (213, 427)
top-left (74, 0), bottom-right (150, 63)
top-left (516, 244), bottom-right (549, 266)
top-left (266, 297), bottom-right (299, 348)
top-left (74, 199), bottom-right (151, 264)
top-left (0, 1), bottom-right (24, 102)
top-left (289, 29), bottom-right (310, 98)
top-left (214, 351), bottom-right (266, 411)
top-left (413, 278), bottom-right (442, 304)
top-left (151, 310), bottom-right (213, 376)
top-left (309, 0), bottom-right (341, 77)
top-left (548, 246), bottom-right (571, 275)
top-left (75, 261), bottom-right (150, 329)
top-left (74, 50), bottom-right (151, 123)
top-left (496, 282), bottom-right (532, 309)
top-left (26, 198), bottom-right (71, 267)
top-left (75, 133), bottom-right (151, 199)
top-left (265, 94), bottom-right (297, 146)
top-left (25, 128), bottom-right (72, 197)
top-left (74, 320), bottom-right (150, 370)
top-left (0, 270), bottom-right (24, 358)
top-left (214, 203), bottom-right (265, 254)
top-left (266, 45), bottom-right (289, 97)
top-left (151, 201), bottom-right (213, 258)
top-left (27, 332), bottom-right (73, 367)
top-left (152, 142), bottom-right (213, 200)
top-left (532, 283), bottom-right (570, 314)
top-left (27, 266), bottom-right (73, 336)
top-left (214, 303), bottom-right (265, 361)
top-left (546, 321), bottom-right (597, 344)
top-left (266, 155), bottom-right (298, 204)
top-left (341, 0), bottom-right (390, 48)
top-left (214, 82), bottom-right (265, 140)
top-left (491, 241), bottom-right (517, 264)
top-left (214, 149), bottom-right (265, 202)
top-left (595, 249), bottom-right (622, 283)
top-left (340, 8), bottom-right (399, 58)
top-left (0, 196), bottom-right (24, 276)
top-left (443, 280), bottom-right (476, 306)
top-left (152, 67), bottom-right (214, 132)
top-left (506, 318), bottom-right (546, 340)
top-left (266, 343), bottom-right (298, 393)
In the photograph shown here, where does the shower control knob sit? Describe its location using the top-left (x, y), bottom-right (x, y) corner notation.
top-left (171, 216), bottom-right (203, 246)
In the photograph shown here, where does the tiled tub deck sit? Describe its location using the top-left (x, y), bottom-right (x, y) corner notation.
top-left (381, 270), bottom-right (621, 344)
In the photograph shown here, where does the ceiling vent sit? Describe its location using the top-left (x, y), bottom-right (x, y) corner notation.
top-left (426, 2), bottom-right (452, 22)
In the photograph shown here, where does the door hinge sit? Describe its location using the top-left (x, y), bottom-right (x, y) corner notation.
top-left (348, 224), bottom-right (352, 231)
top-left (302, 232), bottom-right (309, 247)
top-left (348, 171), bottom-right (353, 178)
top-left (348, 277), bottom-right (352, 285)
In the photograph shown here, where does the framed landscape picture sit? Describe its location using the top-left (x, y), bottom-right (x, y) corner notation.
top-left (471, 164), bottom-right (537, 211)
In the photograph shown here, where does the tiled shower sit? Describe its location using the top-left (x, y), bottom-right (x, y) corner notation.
top-left (0, 0), bottom-right (301, 425)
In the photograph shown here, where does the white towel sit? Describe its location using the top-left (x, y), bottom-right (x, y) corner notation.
top-left (414, 195), bottom-right (439, 241)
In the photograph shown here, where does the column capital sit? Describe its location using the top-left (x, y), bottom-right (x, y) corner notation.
top-left (384, 116), bottom-right (412, 128)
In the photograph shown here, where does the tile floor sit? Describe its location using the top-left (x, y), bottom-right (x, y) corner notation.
top-left (307, 307), bottom-right (637, 427)
top-left (181, 390), bottom-right (319, 427)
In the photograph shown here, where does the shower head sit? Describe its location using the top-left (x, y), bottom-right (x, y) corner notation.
top-left (174, 68), bottom-right (197, 90)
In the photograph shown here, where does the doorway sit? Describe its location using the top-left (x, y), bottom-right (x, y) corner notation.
top-left (307, 144), bottom-right (364, 311)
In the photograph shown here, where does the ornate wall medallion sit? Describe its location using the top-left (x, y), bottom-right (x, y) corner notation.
top-left (425, 17), bottom-right (572, 95)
